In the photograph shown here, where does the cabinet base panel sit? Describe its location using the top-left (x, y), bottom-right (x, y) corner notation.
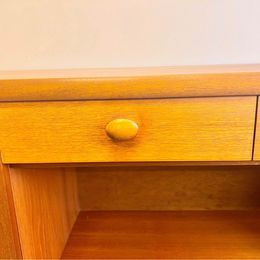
top-left (62, 210), bottom-right (260, 259)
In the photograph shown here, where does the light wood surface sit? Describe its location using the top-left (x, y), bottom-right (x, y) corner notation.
top-left (78, 166), bottom-right (260, 210)
top-left (10, 160), bottom-right (260, 168)
top-left (0, 97), bottom-right (255, 163)
top-left (0, 162), bottom-right (21, 259)
top-left (62, 211), bottom-right (260, 259)
top-left (10, 167), bottom-right (79, 259)
top-left (253, 97), bottom-right (260, 160)
top-left (0, 65), bottom-right (260, 101)
top-left (2, 64), bottom-right (260, 79)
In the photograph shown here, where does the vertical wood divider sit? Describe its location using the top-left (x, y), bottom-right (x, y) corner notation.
top-left (0, 159), bottom-right (22, 259)
top-left (8, 166), bottom-right (79, 259)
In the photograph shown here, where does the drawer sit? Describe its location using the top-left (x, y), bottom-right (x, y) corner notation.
top-left (0, 96), bottom-right (256, 164)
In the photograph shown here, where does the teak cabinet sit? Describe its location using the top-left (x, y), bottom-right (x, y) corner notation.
top-left (1, 65), bottom-right (260, 259)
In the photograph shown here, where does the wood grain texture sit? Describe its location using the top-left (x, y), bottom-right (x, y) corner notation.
top-left (78, 166), bottom-right (260, 210)
top-left (0, 65), bottom-right (260, 101)
top-left (62, 211), bottom-right (260, 259)
top-left (0, 97), bottom-right (256, 163)
top-left (253, 97), bottom-right (260, 160)
top-left (0, 162), bottom-right (21, 259)
top-left (10, 167), bottom-right (79, 259)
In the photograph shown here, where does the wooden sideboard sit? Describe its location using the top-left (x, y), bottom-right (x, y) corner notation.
top-left (1, 65), bottom-right (260, 259)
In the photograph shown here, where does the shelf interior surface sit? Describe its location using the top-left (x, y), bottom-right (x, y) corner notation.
top-left (62, 210), bottom-right (260, 259)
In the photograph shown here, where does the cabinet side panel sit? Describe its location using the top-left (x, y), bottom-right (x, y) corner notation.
top-left (253, 97), bottom-right (260, 160)
top-left (10, 167), bottom-right (79, 259)
top-left (0, 162), bottom-right (22, 259)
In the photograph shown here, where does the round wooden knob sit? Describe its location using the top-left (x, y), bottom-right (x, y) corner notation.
top-left (106, 119), bottom-right (138, 141)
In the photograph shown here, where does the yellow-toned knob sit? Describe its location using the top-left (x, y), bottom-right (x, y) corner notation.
top-left (106, 118), bottom-right (138, 141)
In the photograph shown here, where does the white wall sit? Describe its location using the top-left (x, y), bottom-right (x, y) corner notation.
top-left (0, 0), bottom-right (260, 70)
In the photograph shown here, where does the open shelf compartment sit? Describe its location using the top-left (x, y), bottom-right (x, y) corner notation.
top-left (8, 164), bottom-right (260, 259)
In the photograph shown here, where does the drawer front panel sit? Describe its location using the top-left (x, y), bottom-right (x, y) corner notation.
top-left (0, 97), bottom-right (256, 163)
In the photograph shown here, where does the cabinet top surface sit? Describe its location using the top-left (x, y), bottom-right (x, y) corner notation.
top-left (0, 64), bottom-right (260, 101)
top-left (1, 64), bottom-right (260, 79)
